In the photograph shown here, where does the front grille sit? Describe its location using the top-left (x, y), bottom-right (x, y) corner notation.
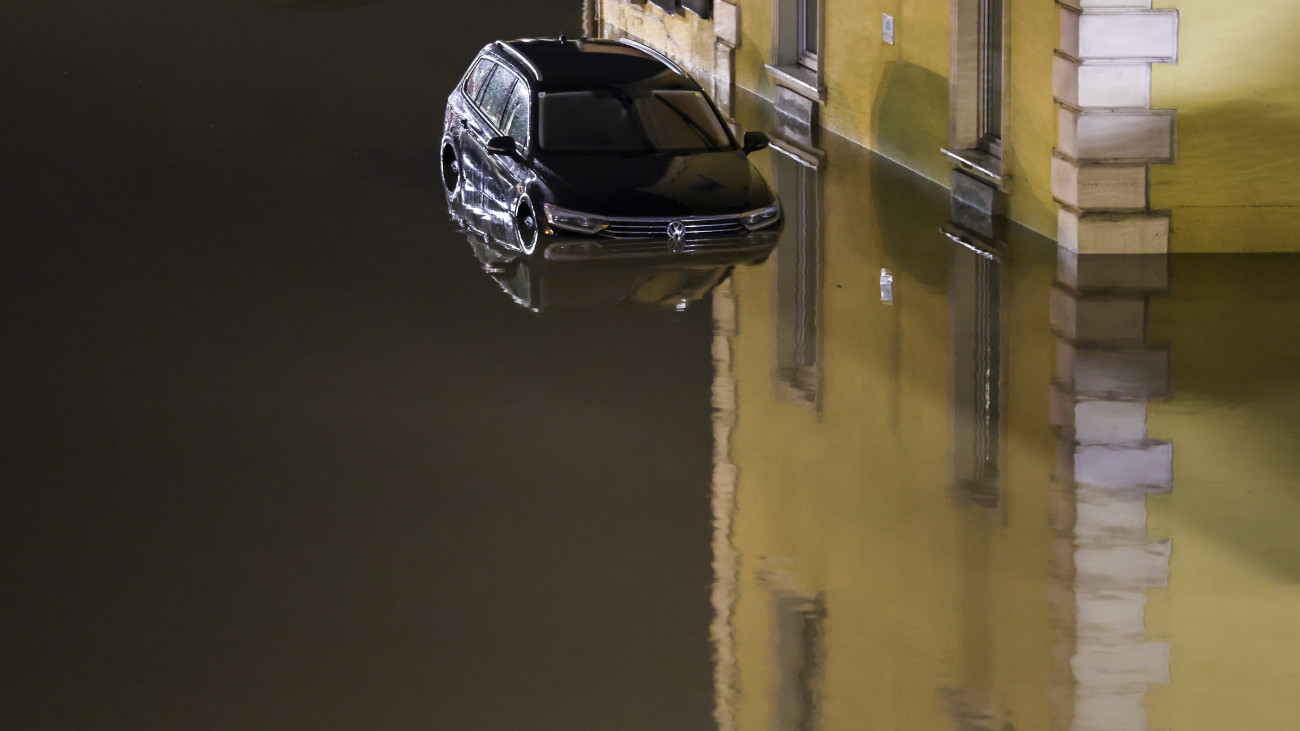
top-left (601, 214), bottom-right (746, 240)
top-left (599, 237), bottom-right (757, 255)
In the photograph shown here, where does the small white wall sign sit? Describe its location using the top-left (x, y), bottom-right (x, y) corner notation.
top-left (883, 13), bottom-right (895, 44)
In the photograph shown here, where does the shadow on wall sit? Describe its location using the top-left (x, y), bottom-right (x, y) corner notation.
top-left (1154, 98), bottom-right (1300, 251)
top-left (870, 61), bottom-right (950, 184)
top-left (867, 151), bottom-right (951, 294)
top-left (1154, 253), bottom-right (1300, 582)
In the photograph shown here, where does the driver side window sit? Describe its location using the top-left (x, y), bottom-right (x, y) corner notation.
top-left (500, 84), bottom-right (530, 149)
top-left (478, 68), bottom-right (517, 130)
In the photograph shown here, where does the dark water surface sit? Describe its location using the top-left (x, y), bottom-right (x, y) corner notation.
top-left (6, 2), bottom-right (1300, 730)
top-left (1, 2), bottom-right (718, 729)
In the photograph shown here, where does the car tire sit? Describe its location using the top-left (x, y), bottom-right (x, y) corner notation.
top-left (440, 143), bottom-right (461, 201)
top-left (515, 198), bottom-right (539, 255)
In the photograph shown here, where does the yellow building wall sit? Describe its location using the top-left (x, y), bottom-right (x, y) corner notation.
top-left (1144, 255), bottom-right (1300, 727)
top-left (724, 132), bottom-right (1062, 729)
top-left (1004, 0), bottom-right (1059, 238)
top-left (603, 0), bottom-right (1060, 239)
top-left (733, 0), bottom-right (952, 184)
top-left (1150, 0), bottom-right (1300, 252)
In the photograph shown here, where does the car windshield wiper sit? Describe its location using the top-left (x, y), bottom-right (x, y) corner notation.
top-left (600, 86), bottom-right (656, 154)
top-left (650, 94), bottom-right (723, 151)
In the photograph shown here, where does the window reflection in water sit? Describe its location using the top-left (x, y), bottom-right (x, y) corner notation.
top-left (772, 149), bottom-right (822, 407)
top-left (948, 241), bottom-right (1004, 510)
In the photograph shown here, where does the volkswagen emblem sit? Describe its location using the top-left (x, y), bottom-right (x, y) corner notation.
top-left (666, 220), bottom-right (686, 241)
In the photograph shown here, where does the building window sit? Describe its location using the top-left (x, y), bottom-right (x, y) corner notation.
top-left (797, 0), bottom-right (818, 71)
top-left (946, 0), bottom-right (1006, 176)
top-left (977, 0), bottom-right (1002, 155)
top-left (767, 0), bottom-right (825, 101)
top-left (681, 0), bottom-right (712, 18)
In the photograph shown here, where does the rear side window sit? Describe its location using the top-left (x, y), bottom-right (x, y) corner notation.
top-left (500, 83), bottom-right (530, 147)
top-left (464, 59), bottom-right (495, 103)
top-left (479, 68), bottom-right (517, 128)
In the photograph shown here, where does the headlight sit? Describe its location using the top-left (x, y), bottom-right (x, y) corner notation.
top-left (543, 204), bottom-right (609, 234)
top-left (739, 202), bottom-right (781, 230)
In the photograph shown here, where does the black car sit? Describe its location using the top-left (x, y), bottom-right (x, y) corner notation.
top-left (441, 37), bottom-right (782, 260)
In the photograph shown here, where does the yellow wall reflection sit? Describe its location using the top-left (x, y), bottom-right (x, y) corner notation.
top-left (713, 94), bottom-right (1300, 728)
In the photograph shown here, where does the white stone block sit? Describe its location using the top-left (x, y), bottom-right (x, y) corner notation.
top-left (713, 41), bottom-right (734, 115)
top-left (1054, 53), bottom-right (1081, 106)
top-left (1058, 209), bottom-right (1170, 254)
top-left (1050, 288), bottom-right (1148, 342)
top-left (1085, 162), bottom-right (1147, 209)
top-left (713, 0), bottom-right (740, 48)
top-left (1079, 10), bottom-right (1178, 62)
top-left (1056, 342), bottom-right (1170, 397)
top-left (1073, 692), bottom-right (1149, 731)
top-left (1072, 642), bottom-right (1171, 686)
top-left (1080, 0), bottom-right (1152, 7)
top-left (1058, 106), bottom-right (1080, 157)
top-left (1075, 399), bottom-right (1150, 442)
top-left (1053, 155), bottom-right (1148, 210)
top-left (1057, 250), bottom-right (1169, 292)
top-left (1076, 484), bottom-right (1151, 537)
top-left (1076, 110), bottom-right (1175, 162)
top-left (1079, 64), bottom-right (1150, 108)
top-left (1075, 542), bottom-right (1170, 589)
top-left (1076, 591), bottom-right (1148, 639)
top-left (1075, 441), bottom-right (1173, 490)
top-left (1060, 6), bottom-right (1081, 58)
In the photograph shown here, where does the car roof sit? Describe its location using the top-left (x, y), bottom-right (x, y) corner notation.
top-left (491, 38), bottom-right (699, 93)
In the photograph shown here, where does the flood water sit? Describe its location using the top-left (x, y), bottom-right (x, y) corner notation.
top-left (2, 2), bottom-right (1299, 729)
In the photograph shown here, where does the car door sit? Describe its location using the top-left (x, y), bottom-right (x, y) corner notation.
top-left (453, 57), bottom-right (495, 213)
top-left (461, 62), bottom-right (517, 218)
top-left (488, 81), bottom-right (534, 241)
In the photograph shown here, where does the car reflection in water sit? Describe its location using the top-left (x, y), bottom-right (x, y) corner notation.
top-left (448, 194), bottom-right (770, 312)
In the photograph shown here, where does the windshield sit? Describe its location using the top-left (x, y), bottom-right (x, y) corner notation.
top-left (538, 88), bottom-right (735, 154)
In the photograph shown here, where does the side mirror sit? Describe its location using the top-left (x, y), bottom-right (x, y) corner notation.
top-left (742, 131), bottom-right (770, 155)
top-left (486, 135), bottom-right (517, 157)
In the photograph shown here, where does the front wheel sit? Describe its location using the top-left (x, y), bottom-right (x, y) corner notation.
top-left (515, 198), bottom-right (539, 255)
top-left (440, 143), bottom-right (460, 202)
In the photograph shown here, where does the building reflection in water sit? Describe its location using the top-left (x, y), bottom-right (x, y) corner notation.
top-left (769, 120), bottom-right (823, 408)
top-left (1049, 252), bottom-right (1172, 730)
top-left (706, 83), bottom-right (1300, 729)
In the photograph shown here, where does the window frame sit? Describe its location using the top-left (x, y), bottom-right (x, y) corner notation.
top-left (766, 0), bottom-right (826, 103)
top-left (796, 0), bottom-right (819, 72)
top-left (944, 0), bottom-right (1007, 182)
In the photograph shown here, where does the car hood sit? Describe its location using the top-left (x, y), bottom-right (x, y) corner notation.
top-left (533, 150), bottom-right (773, 217)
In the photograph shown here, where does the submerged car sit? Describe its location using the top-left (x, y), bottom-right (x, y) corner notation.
top-left (441, 37), bottom-right (781, 260)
